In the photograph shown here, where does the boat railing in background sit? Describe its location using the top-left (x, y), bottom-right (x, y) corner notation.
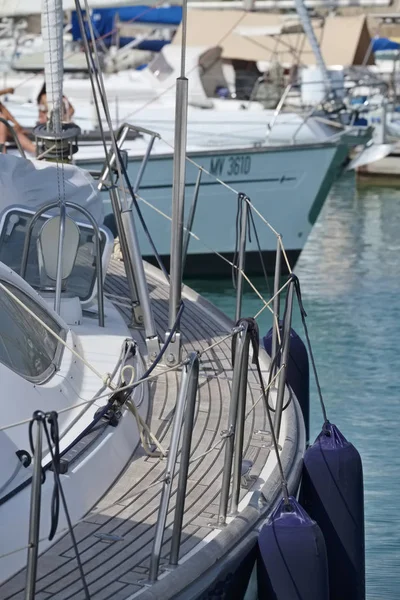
top-left (265, 83), bottom-right (293, 139)
top-left (149, 352), bottom-right (199, 582)
top-left (97, 122), bottom-right (160, 196)
top-left (264, 77), bottom-right (390, 143)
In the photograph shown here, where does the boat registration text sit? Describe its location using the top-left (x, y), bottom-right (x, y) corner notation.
top-left (209, 155), bottom-right (252, 177)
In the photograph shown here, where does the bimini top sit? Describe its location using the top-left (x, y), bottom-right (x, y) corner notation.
top-left (0, 154), bottom-right (103, 224)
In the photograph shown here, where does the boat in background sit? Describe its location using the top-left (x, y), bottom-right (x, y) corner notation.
top-left (0, 1), bottom-right (308, 597)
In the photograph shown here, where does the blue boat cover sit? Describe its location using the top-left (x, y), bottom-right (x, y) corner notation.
top-left (372, 36), bottom-right (400, 52)
top-left (71, 6), bottom-right (182, 51)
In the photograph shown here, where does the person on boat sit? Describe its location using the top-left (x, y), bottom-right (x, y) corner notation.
top-left (0, 89), bottom-right (36, 155)
top-left (37, 83), bottom-right (75, 125)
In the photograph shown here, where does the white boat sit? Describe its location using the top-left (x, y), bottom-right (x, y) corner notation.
top-left (0, 2), bottom-right (366, 598)
top-left (0, 2), bottom-right (307, 595)
top-left (2, 42), bottom-right (365, 275)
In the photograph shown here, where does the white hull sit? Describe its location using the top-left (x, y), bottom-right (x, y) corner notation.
top-left (79, 141), bottom-right (346, 274)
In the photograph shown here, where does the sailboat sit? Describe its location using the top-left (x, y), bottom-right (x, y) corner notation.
top-left (0, 3), bottom-right (375, 275)
top-left (0, 1), bottom-right (308, 598)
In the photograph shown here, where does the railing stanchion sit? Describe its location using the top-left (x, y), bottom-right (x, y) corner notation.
top-left (169, 353), bottom-right (199, 566)
top-left (231, 331), bottom-right (250, 515)
top-left (271, 236), bottom-right (282, 381)
top-left (235, 195), bottom-right (248, 323)
top-left (25, 415), bottom-right (43, 600)
top-left (149, 352), bottom-right (199, 581)
top-left (218, 322), bottom-right (250, 525)
top-left (274, 280), bottom-right (295, 438)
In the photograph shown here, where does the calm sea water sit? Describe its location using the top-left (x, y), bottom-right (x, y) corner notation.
top-left (187, 173), bottom-right (400, 600)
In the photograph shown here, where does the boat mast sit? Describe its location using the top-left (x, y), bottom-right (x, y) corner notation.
top-left (34, 0), bottom-right (80, 162)
top-left (42, 0), bottom-right (63, 136)
top-left (294, 0), bottom-right (332, 95)
top-left (167, 0), bottom-right (189, 364)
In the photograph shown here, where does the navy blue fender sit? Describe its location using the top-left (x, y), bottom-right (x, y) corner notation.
top-left (257, 496), bottom-right (329, 599)
top-left (263, 326), bottom-right (310, 443)
top-left (300, 422), bottom-right (365, 600)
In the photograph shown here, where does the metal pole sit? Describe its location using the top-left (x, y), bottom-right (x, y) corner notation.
top-left (109, 187), bottom-right (142, 326)
top-left (230, 334), bottom-right (250, 515)
top-left (54, 202), bottom-right (66, 315)
top-left (218, 322), bottom-right (249, 525)
top-left (266, 84), bottom-right (292, 138)
top-left (75, 3), bottom-right (141, 324)
top-left (133, 135), bottom-right (156, 194)
top-left (121, 209), bottom-right (159, 357)
top-left (168, 79), bottom-right (188, 331)
top-left (97, 125), bottom-right (130, 191)
top-left (25, 416), bottom-right (43, 600)
top-left (149, 356), bottom-right (193, 582)
top-left (271, 236), bottom-right (282, 379)
top-left (182, 169), bottom-right (202, 275)
top-left (167, 0), bottom-right (189, 361)
top-left (169, 353), bottom-right (199, 566)
top-left (235, 196), bottom-right (248, 323)
top-left (273, 281), bottom-right (295, 438)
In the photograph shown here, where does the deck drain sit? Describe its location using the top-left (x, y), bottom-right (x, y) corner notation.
top-left (94, 533), bottom-right (124, 543)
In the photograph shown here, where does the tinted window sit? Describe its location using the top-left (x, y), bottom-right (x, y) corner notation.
top-left (0, 281), bottom-right (64, 382)
top-left (0, 209), bottom-right (106, 303)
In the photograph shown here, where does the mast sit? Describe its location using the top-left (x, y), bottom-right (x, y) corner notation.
top-left (34, 0), bottom-right (80, 161)
top-left (42, 0), bottom-right (63, 135)
top-left (294, 0), bottom-right (331, 95)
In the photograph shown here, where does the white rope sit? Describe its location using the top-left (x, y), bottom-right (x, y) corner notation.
top-left (0, 362), bottom-right (184, 433)
top-left (120, 364), bottom-right (135, 387)
top-left (127, 399), bottom-right (167, 458)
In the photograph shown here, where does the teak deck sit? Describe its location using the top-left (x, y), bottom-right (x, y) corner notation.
top-left (1, 258), bottom-right (272, 600)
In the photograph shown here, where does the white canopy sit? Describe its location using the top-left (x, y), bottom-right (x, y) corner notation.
top-left (0, 155), bottom-right (103, 224)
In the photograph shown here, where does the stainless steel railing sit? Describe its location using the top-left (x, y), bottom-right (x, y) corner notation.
top-left (20, 200), bottom-right (105, 327)
top-left (218, 320), bottom-right (251, 524)
top-left (97, 122), bottom-right (160, 195)
top-left (273, 279), bottom-right (295, 437)
top-left (96, 121), bottom-right (160, 357)
top-left (149, 352), bottom-right (199, 582)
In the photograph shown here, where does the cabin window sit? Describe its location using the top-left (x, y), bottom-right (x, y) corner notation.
top-left (0, 281), bottom-right (64, 382)
top-left (0, 208), bottom-right (107, 304)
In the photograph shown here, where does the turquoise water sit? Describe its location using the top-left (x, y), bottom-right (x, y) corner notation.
top-left (187, 173), bottom-right (400, 600)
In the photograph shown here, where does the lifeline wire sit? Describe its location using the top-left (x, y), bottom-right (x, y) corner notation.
top-left (248, 322), bottom-right (290, 506)
top-left (291, 274), bottom-right (328, 424)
